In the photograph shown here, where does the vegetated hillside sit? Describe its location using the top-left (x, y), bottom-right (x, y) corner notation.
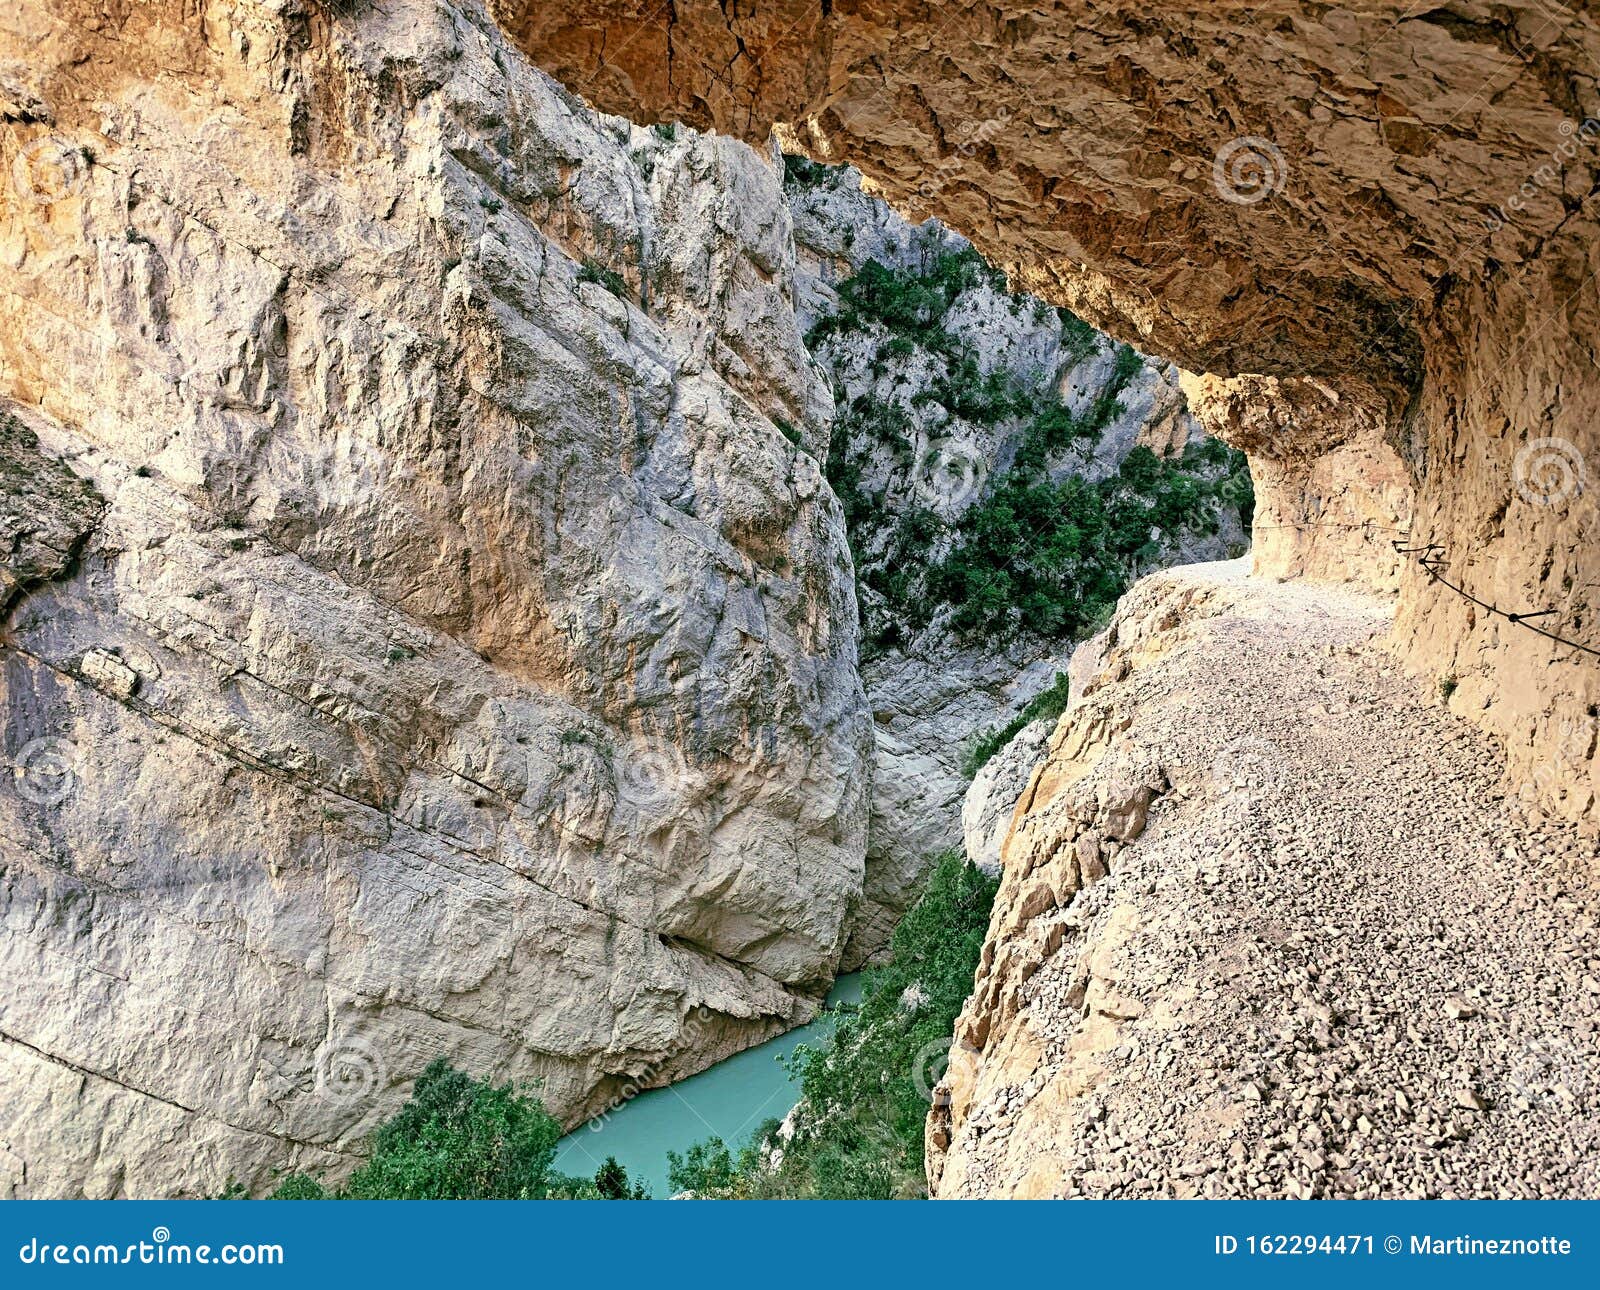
top-left (785, 158), bottom-right (1252, 948)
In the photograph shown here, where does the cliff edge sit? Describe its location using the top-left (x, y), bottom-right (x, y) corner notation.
top-left (931, 561), bottom-right (1599, 1198)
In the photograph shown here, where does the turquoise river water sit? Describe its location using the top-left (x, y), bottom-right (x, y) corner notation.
top-left (552, 973), bottom-right (864, 1198)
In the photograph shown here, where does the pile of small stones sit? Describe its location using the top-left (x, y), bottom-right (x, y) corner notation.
top-left (957, 572), bottom-right (1599, 1198)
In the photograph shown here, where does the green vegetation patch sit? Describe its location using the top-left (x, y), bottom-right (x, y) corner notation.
top-left (806, 247), bottom-right (1013, 356)
top-left (662, 851), bottom-right (999, 1199)
top-left (782, 153), bottom-right (834, 190)
top-left (960, 670), bottom-right (1072, 779)
top-left (804, 243), bottom-right (1254, 661)
top-left (931, 442), bottom-right (1251, 642)
top-left (577, 257), bottom-right (628, 299)
top-left (265, 1060), bottom-right (647, 1200)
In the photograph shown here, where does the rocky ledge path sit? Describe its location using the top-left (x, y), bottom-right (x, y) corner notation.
top-left (932, 560), bottom-right (1600, 1199)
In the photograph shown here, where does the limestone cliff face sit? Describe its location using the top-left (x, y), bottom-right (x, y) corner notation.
top-left (786, 162), bottom-right (1248, 953)
top-left (498, 0), bottom-right (1600, 1204)
top-left (0, 0), bottom-right (870, 1197)
top-left (501, 0), bottom-right (1600, 826)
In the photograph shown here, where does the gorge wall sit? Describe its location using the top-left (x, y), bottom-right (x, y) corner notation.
top-left (502, 0), bottom-right (1600, 827)
top-left (787, 161), bottom-right (1247, 952)
top-left (1, 0), bottom-right (874, 1197)
top-left (498, 0), bottom-right (1600, 1203)
top-left (5, 0), bottom-right (1598, 1202)
top-left (0, 0), bottom-right (1243, 1197)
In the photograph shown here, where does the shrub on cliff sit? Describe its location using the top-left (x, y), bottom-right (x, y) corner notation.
top-left (593, 1156), bottom-right (650, 1200)
top-left (268, 1060), bottom-right (568, 1200)
top-left (960, 669), bottom-right (1072, 778)
top-left (665, 1138), bottom-right (738, 1196)
top-left (932, 443), bottom-right (1250, 641)
top-left (787, 852), bottom-right (998, 1168)
top-left (803, 243), bottom-right (1253, 657)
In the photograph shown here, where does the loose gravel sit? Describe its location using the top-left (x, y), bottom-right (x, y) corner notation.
top-left (965, 565), bottom-right (1599, 1199)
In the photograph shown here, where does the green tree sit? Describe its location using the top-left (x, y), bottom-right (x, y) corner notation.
top-left (270, 1060), bottom-right (565, 1200)
top-left (661, 851), bottom-right (1000, 1200)
top-left (266, 1173), bottom-right (326, 1200)
top-left (593, 1156), bottom-right (648, 1200)
top-left (343, 1060), bottom-right (562, 1200)
top-left (665, 1138), bottom-right (737, 1196)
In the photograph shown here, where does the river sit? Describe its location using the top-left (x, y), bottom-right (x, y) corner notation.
top-left (552, 973), bottom-right (864, 1198)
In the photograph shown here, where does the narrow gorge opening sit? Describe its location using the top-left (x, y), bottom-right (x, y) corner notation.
top-left (544, 152), bottom-right (1258, 1197)
top-left (501, 0), bottom-right (1598, 830)
top-left (1, 0), bottom-right (1596, 1203)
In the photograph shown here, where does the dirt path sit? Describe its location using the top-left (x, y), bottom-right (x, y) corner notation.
top-left (935, 560), bottom-right (1600, 1199)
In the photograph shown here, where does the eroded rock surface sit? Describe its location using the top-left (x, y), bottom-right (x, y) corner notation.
top-left (0, 0), bottom-right (870, 1197)
top-left (930, 561), bottom-right (1600, 1199)
top-left (0, 411), bottom-right (103, 618)
top-left (1181, 374), bottom-right (1413, 591)
top-left (961, 714), bottom-right (1052, 876)
top-left (503, 0), bottom-right (1600, 827)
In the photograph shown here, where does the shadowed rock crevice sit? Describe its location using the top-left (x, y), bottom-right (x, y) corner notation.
top-left (0, 411), bottom-right (105, 624)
